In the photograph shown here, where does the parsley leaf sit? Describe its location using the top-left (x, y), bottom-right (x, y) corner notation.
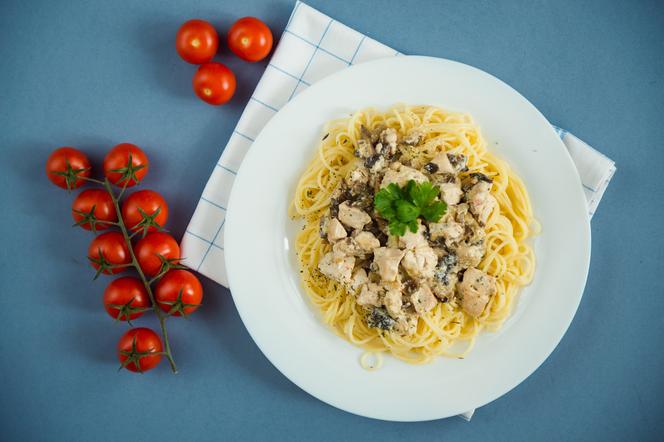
top-left (373, 179), bottom-right (448, 236)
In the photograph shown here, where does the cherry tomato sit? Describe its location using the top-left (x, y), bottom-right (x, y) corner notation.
top-left (45, 147), bottom-right (91, 190)
top-left (154, 270), bottom-right (203, 316)
top-left (175, 19), bottom-right (219, 64)
top-left (88, 231), bottom-right (130, 275)
top-left (103, 277), bottom-right (151, 321)
top-left (135, 232), bottom-right (181, 277)
top-left (192, 62), bottom-right (236, 105)
top-left (71, 189), bottom-right (117, 231)
top-left (103, 143), bottom-right (149, 187)
top-left (121, 189), bottom-right (168, 234)
top-left (117, 327), bottom-right (163, 373)
top-left (227, 17), bottom-right (273, 62)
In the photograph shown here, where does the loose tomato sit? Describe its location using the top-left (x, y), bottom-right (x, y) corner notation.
top-left (227, 17), bottom-right (273, 62)
top-left (45, 147), bottom-right (91, 190)
top-left (103, 277), bottom-right (151, 321)
top-left (192, 62), bottom-right (236, 105)
top-left (121, 189), bottom-right (168, 234)
top-left (176, 19), bottom-right (219, 64)
top-left (117, 327), bottom-right (163, 373)
top-left (154, 270), bottom-right (203, 316)
top-left (88, 231), bottom-right (130, 275)
top-left (135, 232), bottom-right (181, 277)
top-left (103, 143), bottom-right (149, 187)
top-left (72, 189), bottom-right (117, 231)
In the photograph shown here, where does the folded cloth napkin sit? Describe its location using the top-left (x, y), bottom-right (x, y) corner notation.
top-left (181, 0), bottom-right (616, 421)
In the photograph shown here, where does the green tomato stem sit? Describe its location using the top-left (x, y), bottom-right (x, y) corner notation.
top-left (103, 179), bottom-right (178, 374)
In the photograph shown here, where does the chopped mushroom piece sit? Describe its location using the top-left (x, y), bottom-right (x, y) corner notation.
top-left (372, 247), bottom-right (405, 282)
top-left (318, 251), bottom-right (355, 283)
top-left (458, 267), bottom-right (496, 317)
top-left (411, 284), bottom-right (437, 314)
top-left (326, 218), bottom-right (347, 242)
top-left (401, 246), bottom-right (438, 280)
top-left (357, 282), bottom-right (382, 307)
top-left (380, 163), bottom-right (427, 188)
top-left (338, 201), bottom-right (372, 230)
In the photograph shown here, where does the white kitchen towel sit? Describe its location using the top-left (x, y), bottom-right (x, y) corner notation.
top-left (180, 1), bottom-right (616, 421)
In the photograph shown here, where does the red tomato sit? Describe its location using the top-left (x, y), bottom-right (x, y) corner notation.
top-left (117, 327), bottom-right (163, 373)
top-left (227, 17), bottom-right (273, 62)
top-left (88, 231), bottom-right (130, 275)
top-left (103, 277), bottom-right (151, 321)
top-left (135, 232), bottom-right (181, 277)
top-left (192, 62), bottom-right (236, 105)
top-left (176, 19), bottom-right (219, 64)
top-left (71, 189), bottom-right (117, 231)
top-left (154, 270), bottom-right (203, 316)
top-left (103, 143), bottom-right (149, 187)
top-left (45, 147), bottom-right (91, 190)
top-left (121, 189), bottom-right (168, 234)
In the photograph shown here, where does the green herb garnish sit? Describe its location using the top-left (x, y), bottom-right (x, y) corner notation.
top-left (374, 180), bottom-right (447, 236)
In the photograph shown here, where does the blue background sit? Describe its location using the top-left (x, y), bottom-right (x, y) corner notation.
top-left (1, 0), bottom-right (662, 440)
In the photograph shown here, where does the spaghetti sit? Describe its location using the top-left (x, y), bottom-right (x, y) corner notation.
top-left (289, 104), bottom-right (536, 364)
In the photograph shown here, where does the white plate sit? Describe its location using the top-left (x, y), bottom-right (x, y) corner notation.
top-left (225, 56), bottom-right (590, 421)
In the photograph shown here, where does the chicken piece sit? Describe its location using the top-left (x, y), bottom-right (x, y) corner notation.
top-left (357, 282), bottom-right (382, 307)
top-left (345, 166), bottom-right (369, 186)
top-left (393, 315), bottom-right (418, 335)
top-left (353, 231), bottom-right (380, 252)
top-left (430, 276), bottom-right (458, 301)
top-left (380, 163), bottom-right (427, 188)
top-left (458, 267), bottom-right (496, 317)
top-left (318, 251), bottom-right (355, 283)
top-left (439, 181), bottom-right (463, 206)
top-left (383, 281), bottom-right (403, 317)
top-left (355, 126), bottom-right (375, 159)
top-left (447, 154), bottom-right (468, 172)
top-left (338, 201), bottom-right (371, 230)
top-left (397, 222), bottom-right (428, 249)
top-left (379, 128), bottom-right (398, 155)
top-left (332, 238), bottom-right (364, 257)
top-left (428, 220), bottom-right (464, 243)
top-left (326, 217), bottom-right (347, 243)
top-left (457, 243), bottom-right (485, 268)
top-left (349, 268), bottom-right (368, 292)
top-left (401, 246), bottom-right (438, 280)
top-left (402, 130), bottom-right (423, 146)
top-left (466, 180), bottom-right (497, 225)
top-left (372, 247), bottom-right (405, 282)
top-left (411, 284), bottom-right (437, 314)
top-left (426, 152), bottom-right (455, 174)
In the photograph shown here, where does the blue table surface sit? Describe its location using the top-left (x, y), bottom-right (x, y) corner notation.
top-left (1, 0), bottom-right (663, 440)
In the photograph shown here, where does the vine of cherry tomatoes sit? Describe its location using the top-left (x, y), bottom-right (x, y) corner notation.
top-left (175, 17), bottom-right (273, 105)
top-left (45, 144), bottom-right (204, 374)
